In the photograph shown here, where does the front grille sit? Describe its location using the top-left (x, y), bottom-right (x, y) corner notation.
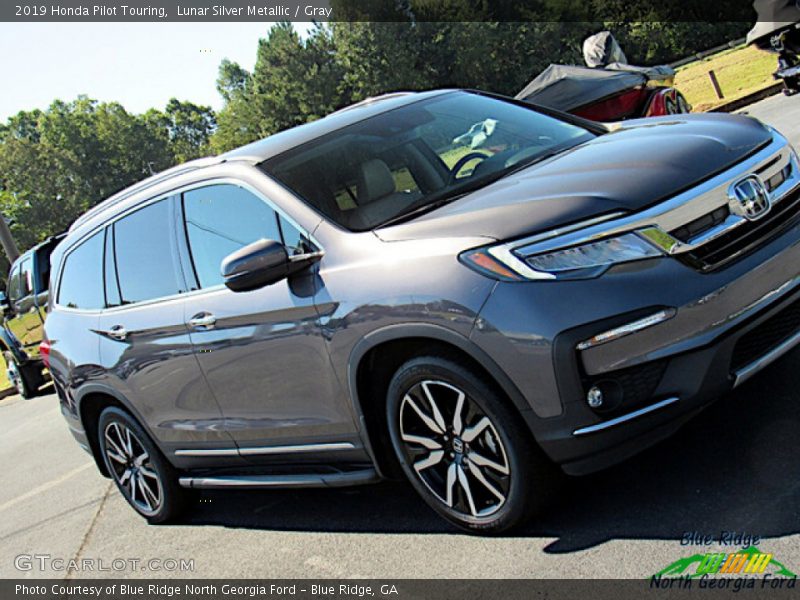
top-left (677, 185), bottom-right (800, 272)
top-left (731, 296), bottom-right (800, 372)
top-left (671, 205), bottom-right (729, 243)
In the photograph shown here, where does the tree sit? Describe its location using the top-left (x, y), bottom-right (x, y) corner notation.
top-left (0, 96), bottom-right (183, 254)
top-left (211, 22), bottom-right (345, 153)
top-left (144, 99), bottom-right (216, 163)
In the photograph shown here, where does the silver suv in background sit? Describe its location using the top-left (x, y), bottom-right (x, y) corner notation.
top-left (46, 90), bottom-right (800, 533)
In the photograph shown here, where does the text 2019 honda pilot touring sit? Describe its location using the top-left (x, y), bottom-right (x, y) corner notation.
top-left (46, 90), bottom-right (800, 533)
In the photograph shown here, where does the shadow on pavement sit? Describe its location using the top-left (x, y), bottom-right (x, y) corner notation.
top-left (181, 351), bottom-right (800, 551)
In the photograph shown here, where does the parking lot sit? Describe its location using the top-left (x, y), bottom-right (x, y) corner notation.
top-left (2, 93), bottom-right (800, 580)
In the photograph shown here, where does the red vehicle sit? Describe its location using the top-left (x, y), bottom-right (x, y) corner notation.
top-left (516, 32), bottom-right (691, 122)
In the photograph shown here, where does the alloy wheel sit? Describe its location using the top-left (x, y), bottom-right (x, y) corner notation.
top-left (103, 421), bottom-right (163, 516)
top-left (398, 379), bottom-right (511, 518)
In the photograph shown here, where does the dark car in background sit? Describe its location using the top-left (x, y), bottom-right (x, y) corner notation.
top-left (45, 90), bottom-right (800, 533)
top-left (0, 235), bottom-right (62, 398)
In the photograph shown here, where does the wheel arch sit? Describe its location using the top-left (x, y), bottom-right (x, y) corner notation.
top-left (74, 384), bottom-right (160, 478)
top-left (347, 324), bottom-right (535, 477)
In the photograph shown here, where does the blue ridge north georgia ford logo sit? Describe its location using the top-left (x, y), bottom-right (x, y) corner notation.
top-left (728, 175), bottom-right (771, 221)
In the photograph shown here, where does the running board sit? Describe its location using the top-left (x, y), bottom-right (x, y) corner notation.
top-left (179, 468), bottom-right (380, 490)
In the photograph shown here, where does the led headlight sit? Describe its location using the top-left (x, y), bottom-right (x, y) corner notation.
top-left (524, 233), bottom-right (661, 275)
top-left (461, 232), bottom-right (663, 281)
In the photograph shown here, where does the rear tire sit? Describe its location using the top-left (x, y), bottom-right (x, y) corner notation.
top-left (98, 406), bottom-right (185, 524)
top-left (385, 355), bottom-right (559, 534)
top-left (4, 351), bottom-right (38, 399)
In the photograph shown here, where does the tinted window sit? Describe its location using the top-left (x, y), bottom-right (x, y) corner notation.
top-left (183, 185), bottom-right (282, 288)
top-left (58, 232), bottom-right (105, 309)
top-left (262, 91), bottom-right (593, 231)
top-left (113, 199), bottom-right (183, 304)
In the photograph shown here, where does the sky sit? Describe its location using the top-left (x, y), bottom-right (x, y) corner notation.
top-left (0, 22), bottom-right (314, 121)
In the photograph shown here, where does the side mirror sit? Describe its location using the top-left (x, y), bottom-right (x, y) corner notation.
top-left (221, 239), bottom-right (323, 293)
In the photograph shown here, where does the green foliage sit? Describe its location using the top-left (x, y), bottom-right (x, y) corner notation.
top-left (0, 96), bottom-right (215, 255)
top-left (211, 22), bottom-right (343, 153)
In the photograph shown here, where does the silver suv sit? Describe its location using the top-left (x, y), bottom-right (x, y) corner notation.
top-left (46, 90), bottom-right (800, 533)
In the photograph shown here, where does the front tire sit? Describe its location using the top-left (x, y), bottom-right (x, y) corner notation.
top-left (98, 406), bottom-right (185, 524)
top-left (385, 356), bottom-right (558, 534)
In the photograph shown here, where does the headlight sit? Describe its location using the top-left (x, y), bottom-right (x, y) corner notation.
top-left (460, 231), bottom-right (663, 281)
top-left (524, 233), bottom-right (661, 274)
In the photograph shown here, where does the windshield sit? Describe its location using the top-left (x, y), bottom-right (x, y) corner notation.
top-left (261, 91), bottom-right (594, 231)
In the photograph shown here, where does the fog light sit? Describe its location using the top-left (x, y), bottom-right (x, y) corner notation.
top-left (587, 386), bottom-right (604, 408)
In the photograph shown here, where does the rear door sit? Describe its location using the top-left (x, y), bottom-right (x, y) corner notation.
top-left (96, 196), bottom-right (238, 458)
top-left (177, 182), bottom-right (357, 458)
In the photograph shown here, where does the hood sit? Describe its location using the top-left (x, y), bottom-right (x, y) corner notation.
top-left (376, 113), bottom-right (773, 243)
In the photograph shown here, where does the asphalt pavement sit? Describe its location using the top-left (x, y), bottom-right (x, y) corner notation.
top-left (2, 93), bottom-right (800, 580)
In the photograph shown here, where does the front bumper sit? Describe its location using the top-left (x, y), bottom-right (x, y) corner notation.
top-left (471, 191), bottom-right (800, 475)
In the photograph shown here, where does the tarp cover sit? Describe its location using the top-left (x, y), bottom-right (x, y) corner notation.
top-left (583, 31), bottom-right (628, 68)
top-left (747, 0), bottom-right (800, 44)
top-left (515, 64), bottom-right (647, 112)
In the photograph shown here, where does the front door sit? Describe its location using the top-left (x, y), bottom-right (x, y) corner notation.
top-left (177, 182), bottom-right (356, 456)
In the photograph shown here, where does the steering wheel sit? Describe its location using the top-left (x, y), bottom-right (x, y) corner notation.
top-left (448, 152), bottom-right (489, 184)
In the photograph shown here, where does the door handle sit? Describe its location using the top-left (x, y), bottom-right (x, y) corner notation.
top-left (94, 325), bottom-right (128, 341)
top-left (188, 312), bottom-right (216, 330)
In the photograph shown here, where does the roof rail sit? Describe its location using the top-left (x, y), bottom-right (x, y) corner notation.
top-left (69, 156), bottom-right (223, 232)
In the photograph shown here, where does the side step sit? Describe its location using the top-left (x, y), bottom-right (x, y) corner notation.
top-left (179, 468), bottom-right (380, 490)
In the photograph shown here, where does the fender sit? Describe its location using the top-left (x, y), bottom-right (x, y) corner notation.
top-left (346, 322), bottom-right (535, 432)
top-left (73, 382), bottom-right (157, 436)
top-left (644, 87), bottom-right (691, 117)
top-left (72, 382), bottom-right (168, 466)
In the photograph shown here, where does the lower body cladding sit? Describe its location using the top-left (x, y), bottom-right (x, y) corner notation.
top-left (472, 213), bottom-right (800, 476)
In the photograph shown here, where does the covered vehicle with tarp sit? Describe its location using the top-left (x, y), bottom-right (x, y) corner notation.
top-left (516, 31), bottom-right (690, 122)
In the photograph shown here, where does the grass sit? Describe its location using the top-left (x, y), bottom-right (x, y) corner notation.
top-left (674, 44), bottom-right (778, 112)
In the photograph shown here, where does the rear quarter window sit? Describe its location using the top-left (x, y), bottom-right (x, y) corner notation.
top-left (57, 232), bottom-right (105, 310)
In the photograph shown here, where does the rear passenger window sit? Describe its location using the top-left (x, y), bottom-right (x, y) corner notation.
top-left (182, 185), bottom-right (283, 288)
top-left (113, 199), bottom-right (183, 304)
top-left (58, 232), bottom-right (105, 309)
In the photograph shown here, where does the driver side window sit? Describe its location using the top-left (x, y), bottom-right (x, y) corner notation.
top-left (182, 184), bottom-right (305, 289)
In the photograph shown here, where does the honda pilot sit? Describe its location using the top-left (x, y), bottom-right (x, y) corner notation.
top-left (46, 90), bottom-right (800, 533)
